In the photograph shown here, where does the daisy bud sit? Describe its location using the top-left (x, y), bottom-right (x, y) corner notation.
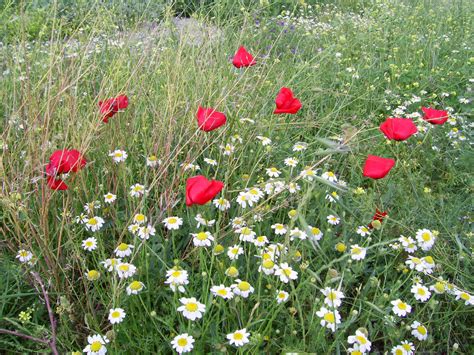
top-left (328, 268), bottom-right (339, 279)
top-left (371, 220), bottom-right (382, 229)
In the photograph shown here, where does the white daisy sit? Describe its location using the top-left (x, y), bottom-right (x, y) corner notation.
top-left (204, 158), bottom-right (218, 166)
top-left (327, 215), bottom-right (340, 225)
top-left (108, 308), bottom-right (126, 325)
top-left (254, 235), bottom-right (269, 247)
top-left (103, 192), bottom-right (116, 203)
top-left (391, 299), bottom-right (412, 317)
top-left (287, 182), bottom-right (301, 193)
top-left (347, 330), bottom-right (371, 353)
top-left (226, 328), bottom-right (250, 347)
top-left (316, 307), bottom-right (341, 332)
top-left (308, 226), bottom-right (323, 241)
top-left (276, 290), bottom-right (289, 303)
top-left (227, 245), bottom-right (244, 260)
top-left (284, 157), bottom-right (299, 167)
top-left (116, 262), bottom-right (137, 279)
top-left (128, 223), bottom-right (140, 235)
top-left (165, 268), bottom-right (189, 292)
top-left (192, 231), bottom-right (214, 247)
top-left (299, 167), bottom-right (316, 181)
top-left (195, 214), bottom-right (215, 228)
top-left (171, 333), bottom-right (195, 354)
top-left (146, 155), bottom-right (161, 167)
top-left (163, 217), bottom-right (183, 230)
top-left (411, 283), bottom-right (431, 302)
top-left (266, 167), bottom-right (281, 178)
top-left (109, 149), bottom-right (127, 163)
top-left (211, 285), bottom-right (234, 300)
top-left (138, 225), bottom-right (156, 240)
top-left (101, 258), bottom-right (121, 272)
top-left (237, 227), bottom-right (256, 242)
top-left (258, 259), bottom-right (276, 275)
top-left (129, 183), bottom-right (146, 198)
top-left (85, 216), bottom-right (105, 232)
top-left (177, 297), bottom-right (206, 321)
top-left (321, 287), bottom-right (345, 308)
top-left (411, 321), bottom-right (428, 341)
top-left (236, 192), bottom-right (253, 208)
top-left (292, 142), bottom-right (307, 152)
top-left (356, 226), bottom-right (371, 237)
top-left (16, 249), bottom-right (33, 263)
top-left (350, 244), bottom-right (367, 261)
top-left (213, 197), bottom-right (231, 211)
top-left (83, 334), bottom-right (109, 355)
top-left (133, 213), bottom-right (147, 224)
top-left (115, 243), bottom-right (134, 257)
top-left (415, 229), bottom-right (436, 251)
top-left (231, 280), bottom-right (254, 298)
top-left (321, 171), bottom-right (338, 182)
top-left (82, 237), bottom-right (98, 252)
top-left (454, 289), bottom-right (474, 305)
top-left (399, 236), bottom-right (417, 253)
top-left (220, 143), bottom-right (235, 156)
top-left (289, 227), bottom-right (307, 241)
top-left (275, 263), bottom-right (298, 283)
top-left (126, 281), bottom-right (145, 295)
top-left (271, 223), bottom-right (287, 235)
top-left (256, 136), bottom-right (272, 146)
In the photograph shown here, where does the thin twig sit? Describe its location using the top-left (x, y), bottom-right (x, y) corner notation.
top-left (0, 329), bottom-right (48, 344)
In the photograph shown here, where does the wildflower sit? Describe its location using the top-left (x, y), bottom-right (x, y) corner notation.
top-left (284, 157), bottom-right (299, 167)
top-left (138, 225), bottom-right (155, 240)
top-left (114, 243), bottom-right (134, 257)
top-left (126, 281), bottom-right (145, 295)
top-left (259, 259), bottom-right (276, 275)
top-left (171, 333), bottom-right (195, 354)
top-left (181, 162), bottom-right (200, 171)
top-left (308, 226), bottom-right (323, 241)
top-left (454, 290), bottom-right (474, 305)
top-left (399, 236), bottom-right (417, 253)
top-left (83, 334), bottom-right (109, 355)
top-left (163, 217), bottom-right (183, 230)
top-left (316, 307), bottom-right (341, 332)
top-left (194, 214), bottom-right (215, 228)
top-left (422, 107), bottom-right (448, 125)
top-left (391, 299), bottom-right (412, 317)
top-left (165, 268), bottom-right (189, 292)
top-left (101, 258), bottom-right (121, 272)
top-left (86, 270), bottom-right (100, 281)
top-left (247, 187), bottom-right (264, 202)
top-left (192, 231), bottom-right (214, 247)
top-left (411, 321), bottom-right (428, 340)
top-left (236, 192), bottom-right (252, 208)
top-left (327, 215), bottom-right (340, 225)
top-left (335, 242), bottom-right (347, 253)
top-left (321, 171), bottom-right (338, 182)
top-left (227, 245), bottom-right (244, 260)
top-left (430, 281), bottom-right (446, 294)
top-left (363, 155), bottom-right (395, 179)
top-left (227, 328), bottom-right (250, 347)
top-left (266, 167), bottom-right (281, 178)
top-left (99, 94), bottom-right (128, 123)
top-left (354, 187), bottom-right (366, 195)
top-left (84, 201), bottom-right (101, 213)
top-left (271, 223), bottom-right (287, 235)
top-left (232, 280), bottom-right (254, 298)
top-left (16, 249), bottom-right (33, 263)
top-left (232, 46), bottom-right (256, 68)
top-left (186, 175), bottom-right (224, 206)
top-left (133, 213), bottom-right (147, 224)
top-left (274, 87), bottom-right (302, 114)
top-left (220, 143), bottom-right (235, 156)
top-left (300, 167), bottom-right (316, 181)
top-left (379, 118), bottom-right (418, 141)
top-left (45, 149), bottom-right (86, 190)
top-left (321, 287), bottom-right (345, 308)
top-left (213, 244), bottom-right (225, 255)
top-left (109, 149), bottom-right (127, 163)
top-left (18, 310), bottom-right (31, 323)
top-left (405, 256), bottom-right (425, 272)
top-left (325, 191), bottom-right (339, 202)
top-left (211, 285), bottom-right (234, 300)
top-left (177, 297), bottom-right (206, 321)
top-left (276, 290), bottom-right (289, 303)
top-left (213, 197), bottom-right (231, 211)
top-left (287, 182), bottom-right (301, 193)
top-left (231, 217), bottom-right (246, 229)
top-left (225, 266), bottom-right (239, 278)
top-left (256, 136), bottom-right (272, 146)
top-left (290, 227), bottom-right (307, 241)
top-left (130, 184), bottom-right (146, 198)
top-left (415, 229), bottom-right (436, 251)
top-left (82, 237), bottom-right (98, 252)
top-left (411, 283), bottom-right (431, 302)
top-left (108, 308), bottom-right (126, 325)
top-left (237, 227), bottom-right (256, 242)
top-left (128, 223), bottom-right (140, 235)
top-left (356, 226), bottom-right (371, 237)
top-left (85, 216), bottom-right (105, 232)
top-left (146, 155), bottom-right (161, 167)
top-left (348, 330), bottom-right (371, 353)
top-left (103, 192), bottom-right (116, 203)
top-left (275, 263), bottom-right (298, 283)
top-left (116, 262), bottom-right (137, 279)
top-left (196, 106), bottom-right (227, 132)
top-left (369, 209), bottom-right (388, 229)
top-left (293, 142), bottom-right (308, 152)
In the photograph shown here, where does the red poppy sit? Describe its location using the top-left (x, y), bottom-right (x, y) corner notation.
top-left (46, 149), bottom-right (86, 190)
top-left (363, 155), bottom-right (395, 179)
top-left (368, 209), bottom-right (388, 229)
top-left (186, 175), bottom-right (224, 206)
top-left (99, 95), bottom-right (129, 123)
top-left (273, 87), bottom-right (302, 114)
top-left (379, 118), bottom-right (418, 141)
top-left (421, 107), bottom-right (448, 125)
top-left (196, 106), bottom-right (227, 132)
top-left (232, 46), bottom-right (256, 68)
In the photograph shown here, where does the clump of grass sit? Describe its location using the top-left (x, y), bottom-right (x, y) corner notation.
top-left (1, 0), bottom-right (473, 353)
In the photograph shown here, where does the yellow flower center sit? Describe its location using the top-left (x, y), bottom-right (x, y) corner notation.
top-left (324, 313), bottom-right (335, 323)
top-left (117, 243), bottom-right (128, 251)
top-left (434, 282), bottom-right (445, 293)
top-left (88, 218), bottom-right (97, 225)
top-left (328, 291), bottom-right (337, 301)
top-left (412, 257), bottom-right (421, 264)
top-left (417, 326), bottom-right (426, 335)
top-left (168, 217), bottom-right (177, 224)
top-left (402, 344), bottom-right (412, 351)
top-left (114, 152), bottom-right (122, 158)
top-left (233, 332), bottom-right (243, 340)
top-left (352, 247), bottom-right (361, 255)
top-left (356, 335), bottom-right (367, 344)
top-left (422, 232), bottom-right (431, 241)
top-left (276, 225), bottom-right (284, 230)
top-left (395, 350), bottom-right (403, 355)
top-left (278, 292), bottom-right (286, 299)
top-left (177, 338), bottom-right (188, 347)
top-left (283, 268), bottom-right (293, 276)
top-left (226, 267), bottom-right (238, 277)
top-left (87, 270), bottom-right (99, 280)
top-left (129, 281), bottom-right (142, 291)
top-left (90, 341), bottom-right (102, 352)
top-left (217, 289), bottom-right (228, 296)
top-left (85, 241), bottom-right (93, 247)
top-left (119, 264), bottom-right (129, 272)
top-left (238, 281), bottom-right (250, 291)
top-left (111, 311), bottom-right (120, 318)
top-left (196, 232), bottom-right (208, 241)
top-left (135, 214), bottom-right (145, 222)
top-left (172, 271), bottom-right (181, 278)
top-left (460, 292), bottom-right (470, 301)
top-left (241, 227), bottom-right (251, 235)
top-left (417, 288), bottom-right (426, 296)
top-left (262, 260), bottom-right (274, 269)
top-left (398, 302), bottom-right (407, 310)
top-left (19, 251), bottom-right (28, 257)
top-left (185, 303), bottom-right (198, 312)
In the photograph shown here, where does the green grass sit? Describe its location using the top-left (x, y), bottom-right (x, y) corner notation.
top-left (1, 0), bottom-right (473, 353)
